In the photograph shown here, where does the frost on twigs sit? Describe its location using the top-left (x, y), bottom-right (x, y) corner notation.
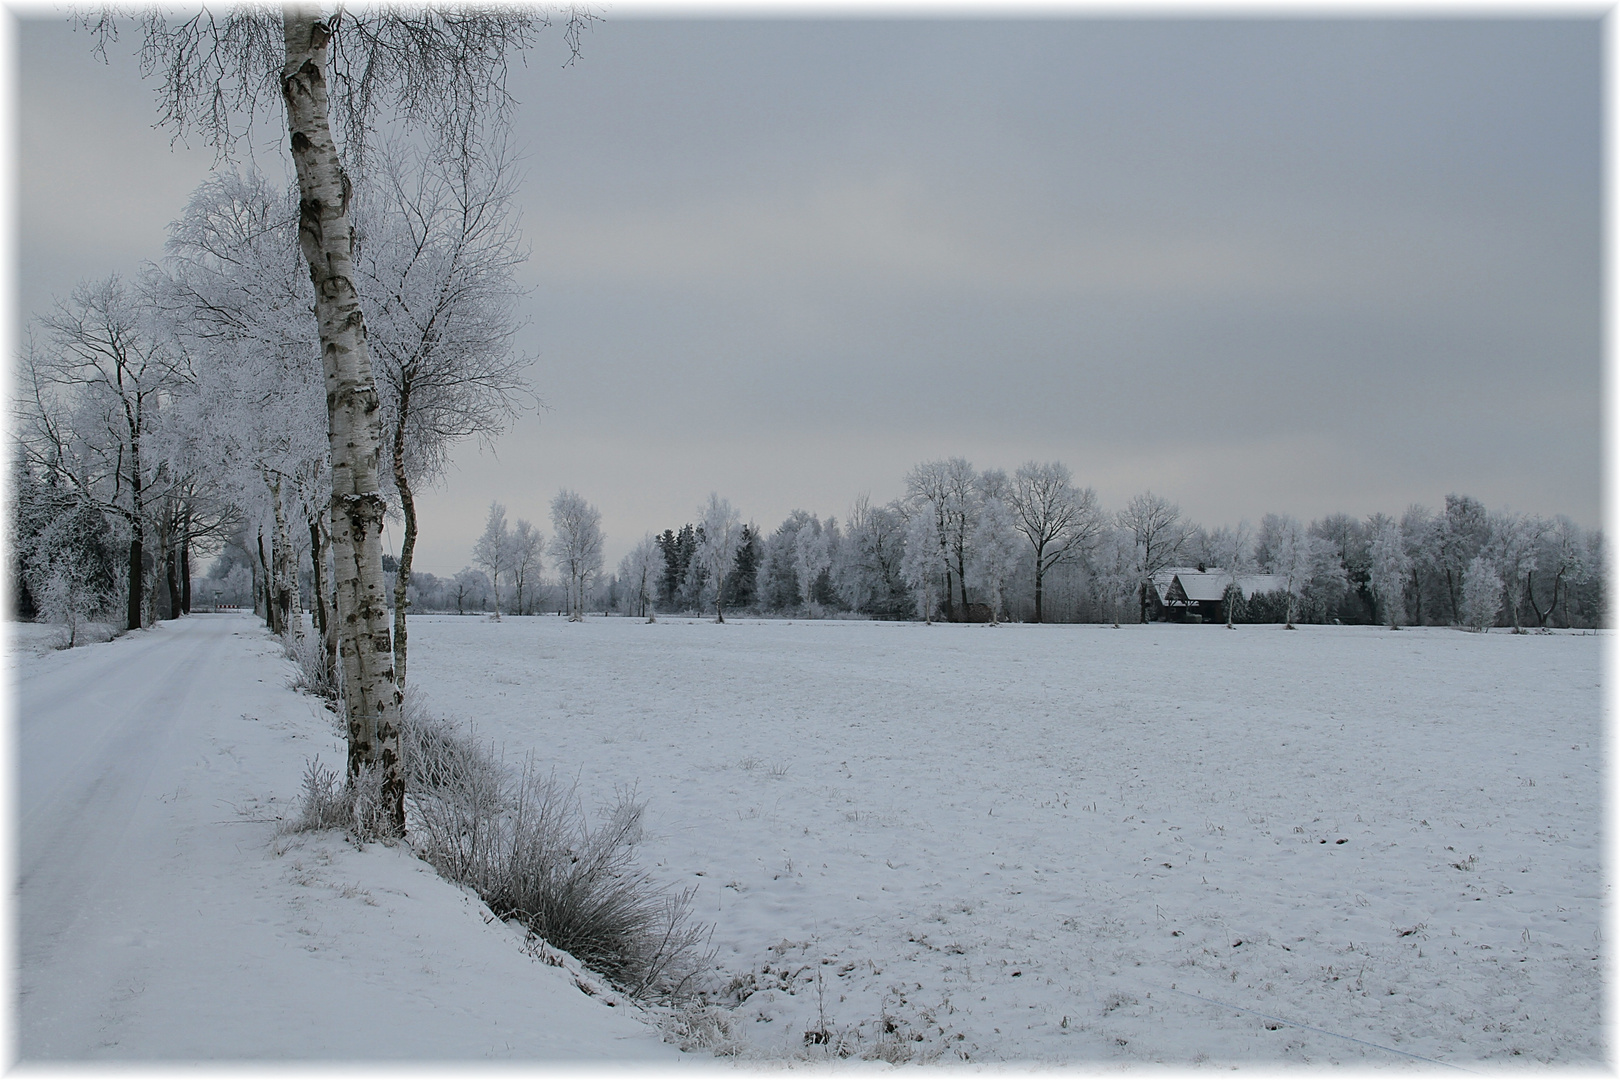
top-left (284, 756), bottom-right (399, 844)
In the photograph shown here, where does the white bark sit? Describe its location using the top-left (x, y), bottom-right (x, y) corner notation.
top-left (281, 7), bottom-right (402, 832)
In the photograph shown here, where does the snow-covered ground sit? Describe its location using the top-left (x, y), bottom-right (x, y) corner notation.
top-left (11, 614), bottom-right (684, 1062)
top-left (9, 612), bottom-right (1604, 1066)
top-left (402, 614), bottom-right (1605, 1066)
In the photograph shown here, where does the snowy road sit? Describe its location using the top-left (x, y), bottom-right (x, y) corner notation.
top-left (13, 615), bottom-right (681, 1061)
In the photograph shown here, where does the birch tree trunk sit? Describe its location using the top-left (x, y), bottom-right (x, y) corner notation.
top-left (282, 7), bottom-right (404, 834)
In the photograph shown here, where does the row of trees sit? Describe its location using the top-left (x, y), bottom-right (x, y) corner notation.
top-left (450, 461), bottom-right (1598, 631)
top-left (10, 9), bottom-right (583, 834)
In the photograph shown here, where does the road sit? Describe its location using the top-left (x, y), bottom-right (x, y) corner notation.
top-left (12, 614), bottom-right (682, 1061)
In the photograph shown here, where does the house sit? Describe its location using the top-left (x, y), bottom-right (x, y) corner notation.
top-left (1150, 567), bottom-right (1287, 622)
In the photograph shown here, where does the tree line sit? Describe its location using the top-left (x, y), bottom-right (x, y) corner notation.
top-left (9, 8), bottom-right (585, 834)
top-left (406, 460), bottom-right (1600, 631)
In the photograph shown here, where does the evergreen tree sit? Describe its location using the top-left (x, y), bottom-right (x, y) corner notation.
top-left (726, 524), bottom-right (761, 610)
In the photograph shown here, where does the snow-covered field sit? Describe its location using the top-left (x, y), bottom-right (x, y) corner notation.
top-left (404, 614), bottom-right (1605, 1066)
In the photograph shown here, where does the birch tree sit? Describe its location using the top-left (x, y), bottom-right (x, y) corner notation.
top-left (1487, 510), bottom-right (1537, 633)
top-left (905, 458), bottom-right (978, 618)
top-left (1461, 555), bottom-right (1503, 632)
top-left (549, 490), bottom-right (604, 622)
top-left (160, 167), bottom-right (329, 648)
top-left (1206, 522), bottom-right (1255, 629)
top-left (509, 519), bottom-right (543, 616)
top-left (1090, 528), bottom-right (1141, 629)
top-left (1266, 514), bottom-right (1345, 629)
top-left (87, 5), bottom-right (588, 832)
top-left (617, 535), bottom-right (660, 621)
top-left (792, 518), bottom-right (832, 616)
top-left (473, 501), bottom-right (512, 619)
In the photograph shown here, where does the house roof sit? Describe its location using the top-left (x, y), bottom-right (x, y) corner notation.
top-left (1152, 568), bottom-right (1288, 604)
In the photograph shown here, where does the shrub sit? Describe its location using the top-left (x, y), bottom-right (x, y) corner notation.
top-left (287, 686), bottom-right (712, 1001)
top-left (286, 757), bottom-right (354, 833)
top-left (283, 756), bottom-right (394, 841)
top-left (400, 697), bottom-right (712, 1002)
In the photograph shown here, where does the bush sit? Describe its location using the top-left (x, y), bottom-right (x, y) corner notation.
top-left (400, 696), bottom-right (712, 1002)
top-left (286, 686), bottom-right (711, 1001)
top-left (285, 757), bottom-right (355, 832)
top-left (283, 756), bottom-right (395, 841)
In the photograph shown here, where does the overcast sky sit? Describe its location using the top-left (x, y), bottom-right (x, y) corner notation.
top-left (15, 14), bottom-right (1601, 576)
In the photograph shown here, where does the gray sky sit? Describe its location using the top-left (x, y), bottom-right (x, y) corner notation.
top-left (16, 15), bottom-right (1601, 576)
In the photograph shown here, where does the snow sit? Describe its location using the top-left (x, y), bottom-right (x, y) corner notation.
top-left (10, 612), bottom-right (1604, 1066)
top-left (401, 614), bottom-right (1605, 1066)
top-left (11, 614), bottom-right (685, 1062)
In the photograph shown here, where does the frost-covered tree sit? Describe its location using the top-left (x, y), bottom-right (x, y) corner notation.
top-left (357, 141), bottom-right (530, 679)
top-left (19, 279), bottom-right (192, 632)
top-left (453, 567), bottom-right (490, 615)
top-left (1486, 511), bottom-right (1538, 633)
top-left (159, 166), bottom-right (330, 652)
top-left (1266, 514), bottom-right (1345, 630)
top-left (1117, 492), bottom-right (1187, 623)
top-left (473, 502), bottom-right (512, 619)
top-left (724, 524), bottom-right (761, 612)
top-left (1310, 513), bottom-right (1371, 623)
top-left (163, 187), bottom-right (319, 642)
top-left (1399, 504), bottom-right (1440, 626)
top-left (1005, 461), bottom-right (1103, 623)
top-left (1460, 555), bottom-right (1503, 632)
top-left (549, 490), bottom-right (604, 622)
top-left (656, 525), bottom-right (697, 610)
top-left (10, 453), bottom-right (123, 626)
top-left (1206, 522), bottom-right (1255, 628)
top-left (1090, 528), bottom-right (1141, 629)
top-left (755, 511), bottom-right (813, 612)
top-left (1367, 518), bottom-right (1411, 629)
top-left (695, 494), bottom-right (743, 623)
top-left (905, 457), bottom-right (980, 618)
top-left (967, 497), bottom-right (1022, 624)
top-left (835, 495), bottom-right (911, 617)
top-left (509, 519), bottom-right (543, 617)
top-left (1436, 495), bottom-right (1491, 625)
top-left (900, 509), bottom-right (945, 624)
top-left (793, 518), bottom-right (833, 616)
top-left (1526, 516), bottom-right (1589, 628)
top-left (618, 535), bottom-right (661, 620)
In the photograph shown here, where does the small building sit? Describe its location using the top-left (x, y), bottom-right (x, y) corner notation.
top-left (1150, 567), bottom-right (1286, 622)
